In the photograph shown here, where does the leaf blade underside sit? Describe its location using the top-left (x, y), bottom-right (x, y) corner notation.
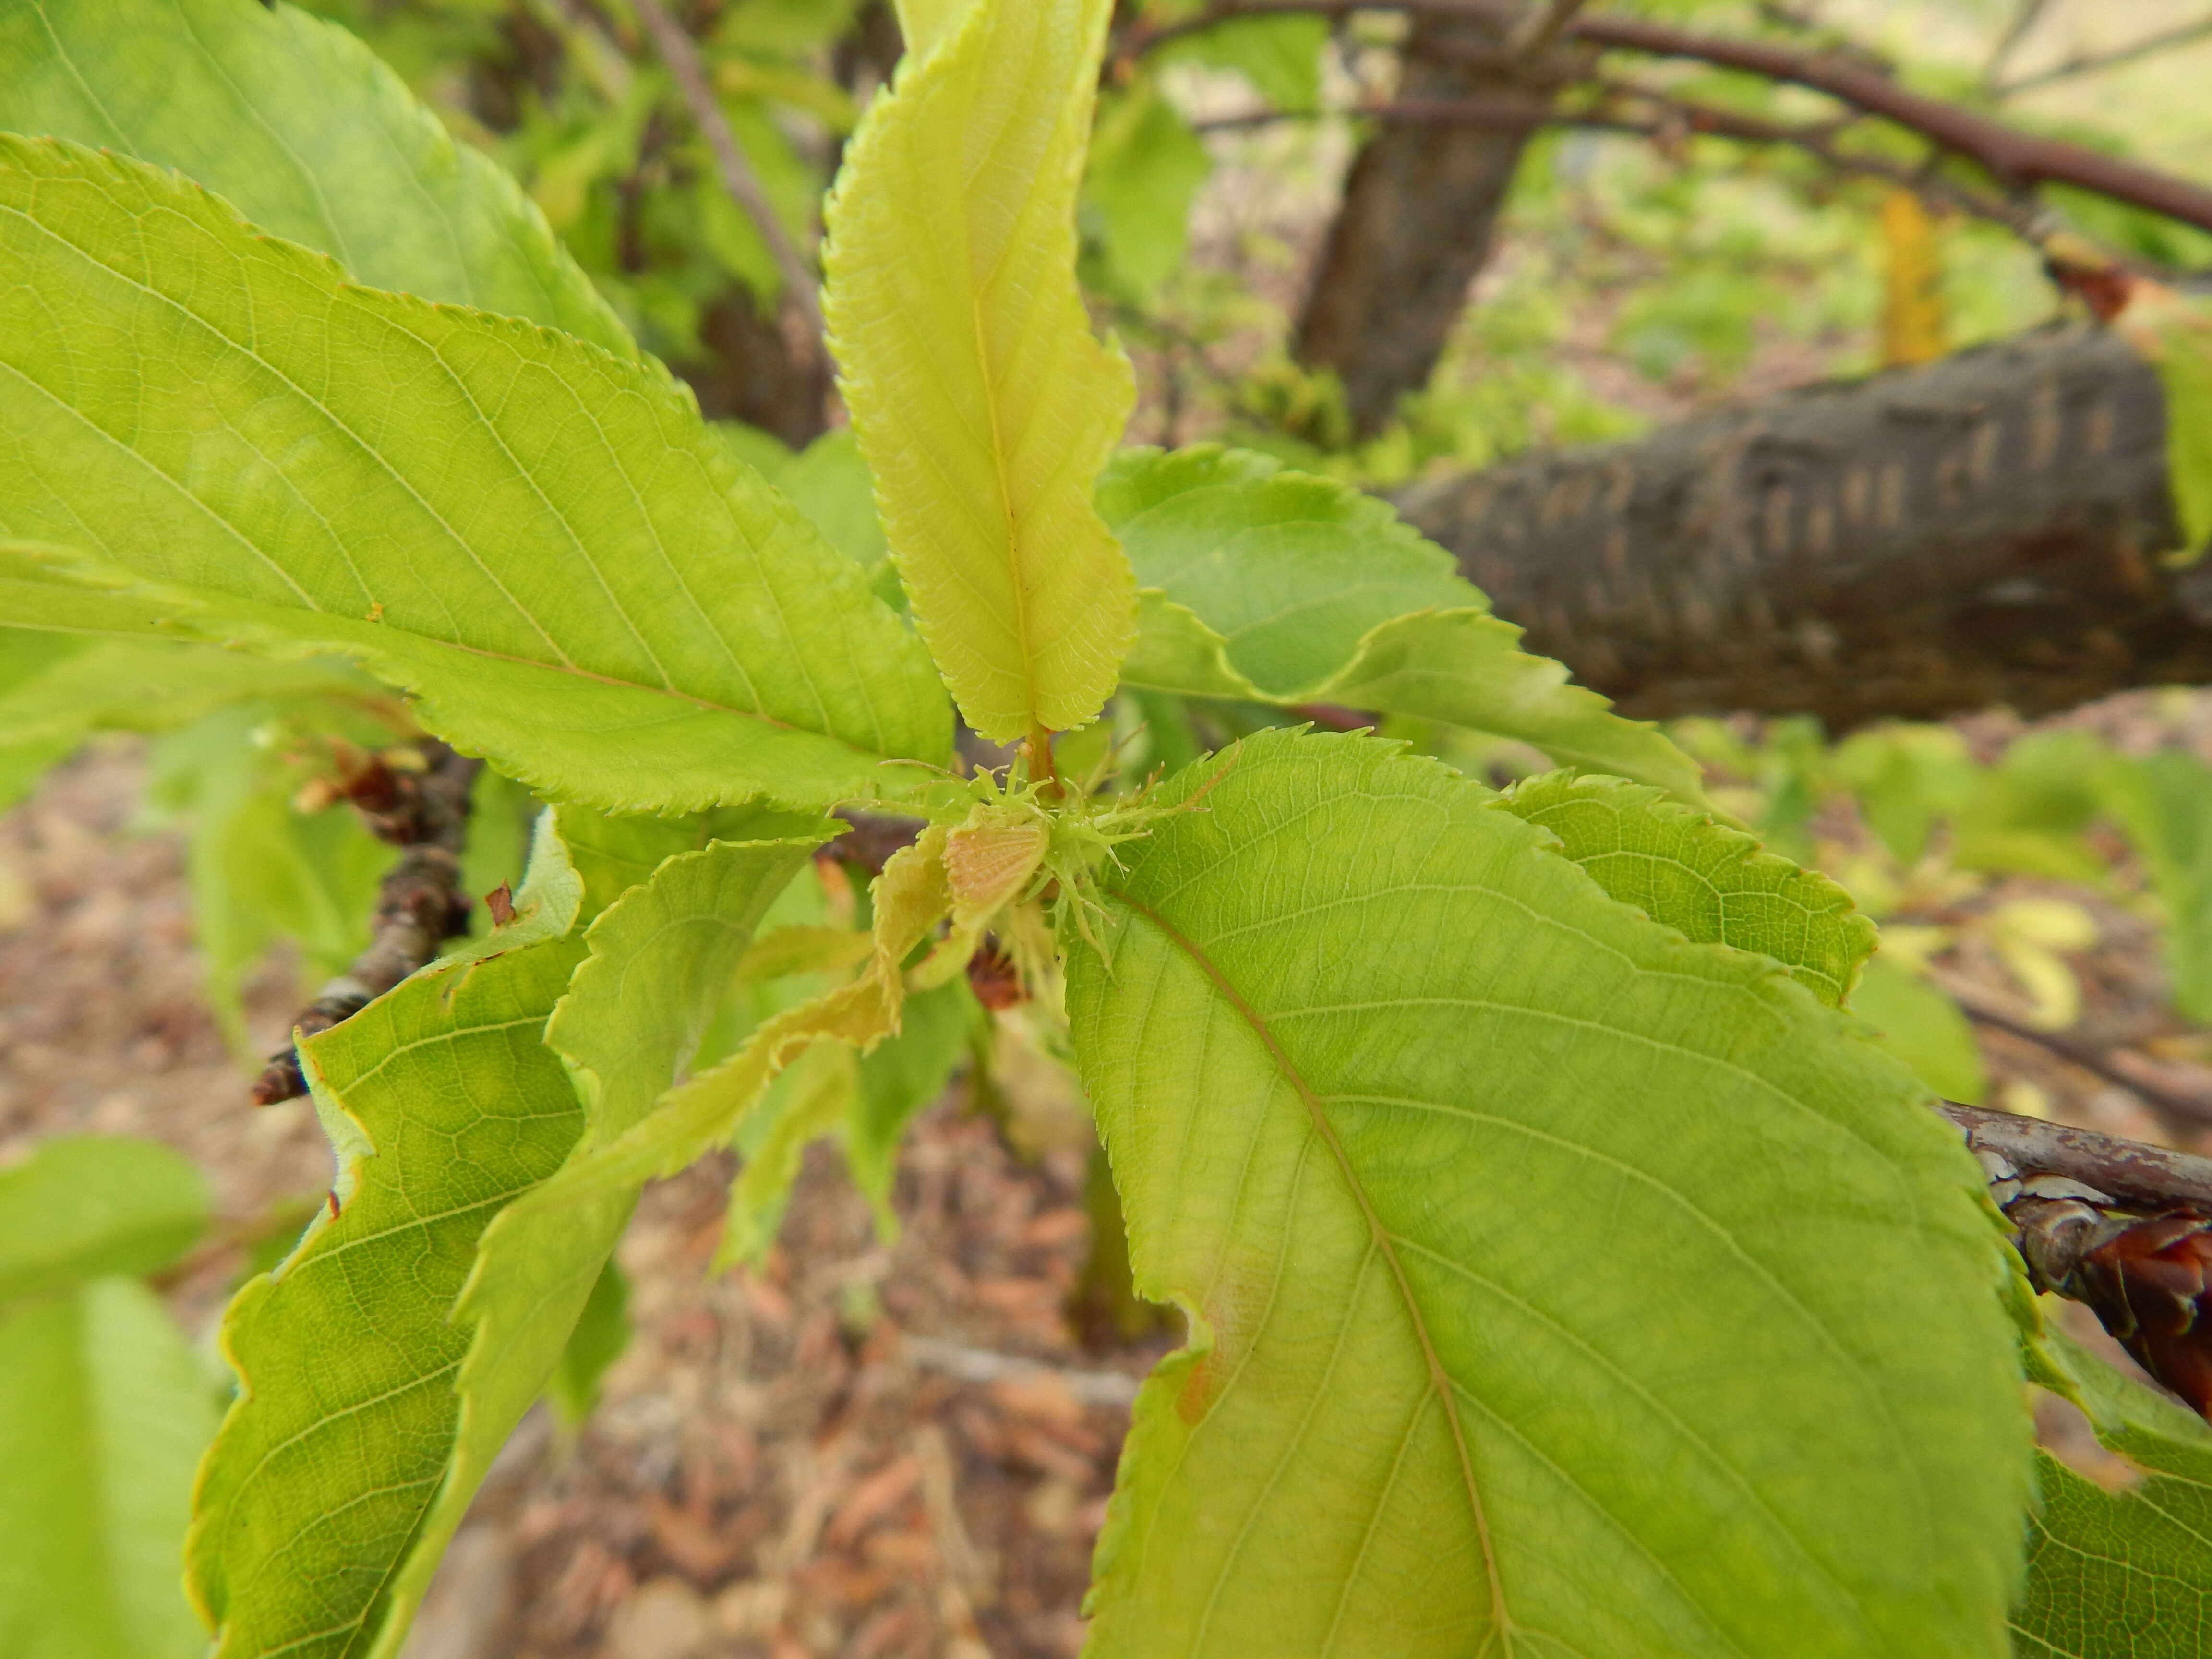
top-left (1066, 727), bottom-right (2027, 1658)
top-left (0, 138), bottom-right (950, 812)
top-left (188, 939), bottom-right (589, 1659)
top-left (825, 0), bottom-right (1137, 743)
top-left (369, 829), bottom-right (824, 1658)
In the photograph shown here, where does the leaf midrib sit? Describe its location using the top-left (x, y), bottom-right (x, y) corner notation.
top-left (1107, 887), bottom-right (1516, 1654)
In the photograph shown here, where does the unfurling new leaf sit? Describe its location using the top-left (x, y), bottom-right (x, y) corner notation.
top-left (826, 0), bottom-right (1138, 743)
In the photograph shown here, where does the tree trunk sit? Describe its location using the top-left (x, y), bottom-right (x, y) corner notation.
top-left (1395, 324), bottom-right (2212, 727)
top-left (1294, 12), bottom-right (1560, 440)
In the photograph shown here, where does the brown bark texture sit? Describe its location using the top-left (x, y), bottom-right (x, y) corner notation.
top-left (1293, 9), bottom-right (1560, 438)
top-left (250, 743), bottom-right (481, 1105)
top-left (1395, 324), bottom-right (2212, 727)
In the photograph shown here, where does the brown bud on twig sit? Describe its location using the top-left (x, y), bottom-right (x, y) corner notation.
top-left (1940, 1101), bottom-right (2212, 1417)
top-left (250, 742), bottom-right (481, 1105)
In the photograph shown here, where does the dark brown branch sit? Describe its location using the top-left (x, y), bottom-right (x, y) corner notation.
top-left (250, 744), bottom-right (481, 1105)
top-left (1196, 89), bottom-right (2038, 237)
top-left (1397, 322), bottom-right (2210, 727)
top-left (1937, 1101), bottom-right (2212, 1211)
top-left (1941, 1099), bottom-right (2212, 1417)
top-left (1134, 2), bottom-right (2212, 236)
top-left (1560, 14), bottom-right (2212, 236)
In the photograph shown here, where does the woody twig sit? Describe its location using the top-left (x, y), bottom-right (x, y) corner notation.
top-left (250, 742), bottom-right (481, 1105)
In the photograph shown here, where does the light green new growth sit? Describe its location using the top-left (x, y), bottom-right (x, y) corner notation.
top-left (721, 1041), bottom-right (861, 1267)
top-left (2113, 283), bottom-right (2212, 565)
top-left (547, 1260), bottom-right (631, 1429)
top-left (1501, 770), bottom-right (1875, 1006)
top-left (2015, 1328), bottom-right (2212, 1656)
top-left (1099, 446), bottom-right (1706, 800)
top-left (189, 940), bottom-right (588, 1659)
top-left (0, 634), bottom-right (378, 802)
top-left (1068, 727), bottom-right (2027, 1658)
top-left (848, 980), bottom-right (975, 1232)
top-left (370, 830), bottom-right (824, 1657)
top-left (0, 139), bottom-right (950, 813)
top-left (826, 0), bottom-right (1138, 744)
top-left (0, 1136), bottom-right (212, 1305)
top-left (1851, 956), bottom-right (1990, 1103)
top-left (0, 1138), bottom-right (216, 1659)
top-left (1, 1279), bottom-right (218, 1659)
top-left (0, 0), bottom-right (631, 350)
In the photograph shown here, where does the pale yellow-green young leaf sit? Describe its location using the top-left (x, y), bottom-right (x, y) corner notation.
top-left (825, 0), bottom-right (1137, 744)
top-left (489, 826), bottom-right (954, 1226)
top-left (890, 0), bottom-right (971, 59)
top-left (364, 828), bottom-right (826, 1659)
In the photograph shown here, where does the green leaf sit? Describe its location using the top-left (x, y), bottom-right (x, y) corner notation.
top-left (2101, 749), bottom-right (2212, 1024)
top-left (552, 801), bottom-right (832, 921)
top-left (0, 627), bottom-right (381, 813)
top-left (1066, 727), bottom-right (2027, 1658)
top-left (376, 829), bottom-right (821, 1656)
top-left (773, 429), bottom-right (888, 570)
top-left (149, 708), bottom-right (395, 1056)
top-left (0, 139), bottom-right (952, 813)
top-left (190, 937), bottom-right (589, 1659)
top-left (1156, 12), bottom-right (1327, 112)
top-left (1084, 83), bottom-right (1210, 300)
top-left (0, 1136), bottom-right (211, 1307)
top-left (2014, 1329), bottom-right (2212, 1656)
top-left (546, 1258), bottom-right (629, 1430)
top-left (721, 1040), bottom-right (860, 1267)
top-left (0, 0), bottom-right (632, 350)
top-left (1851, 957), bottom-right (1988, 1105)
top-left (1831, 723), bottom-right (1978, 866)
top-left (1500, 769), bottom-right (1873, 1007)
top-left (494, 822), bottom-right (954, 1240)
top-left (849, 978), bottom-right (974, 1231)
top-left (2113, 285), bottom-right (2212, 564)
top-left (550, 832), bottom-right (835, 1144)
top-left (1099, 446), bottom-right (1707, 800)
top-left (0, 1277), bottom-right (220, 1659)
top-left (825, 0), bottom-right (1138, 744)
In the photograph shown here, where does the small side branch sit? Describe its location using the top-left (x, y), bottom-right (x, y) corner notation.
top-left (250, 743), bottom-right (481, 1105)
top-left (1936, 1101), bottom-right (2212, 1212)
top-left (630, 0), bottom-right (825, 343)
top-left (1954, 996), bottom-right (2212, 1130)
top-left (1136, 2), bottom-right (2212, 237)
top-left (1996, 13), bottom-right (2212, 98)
top-left (1941, 1099), bottom-right (2212, 1417)
top-left (1193, 90), bottom-right (2040, 237)
top-left (1561, 12), bottom-right (2212, 235)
